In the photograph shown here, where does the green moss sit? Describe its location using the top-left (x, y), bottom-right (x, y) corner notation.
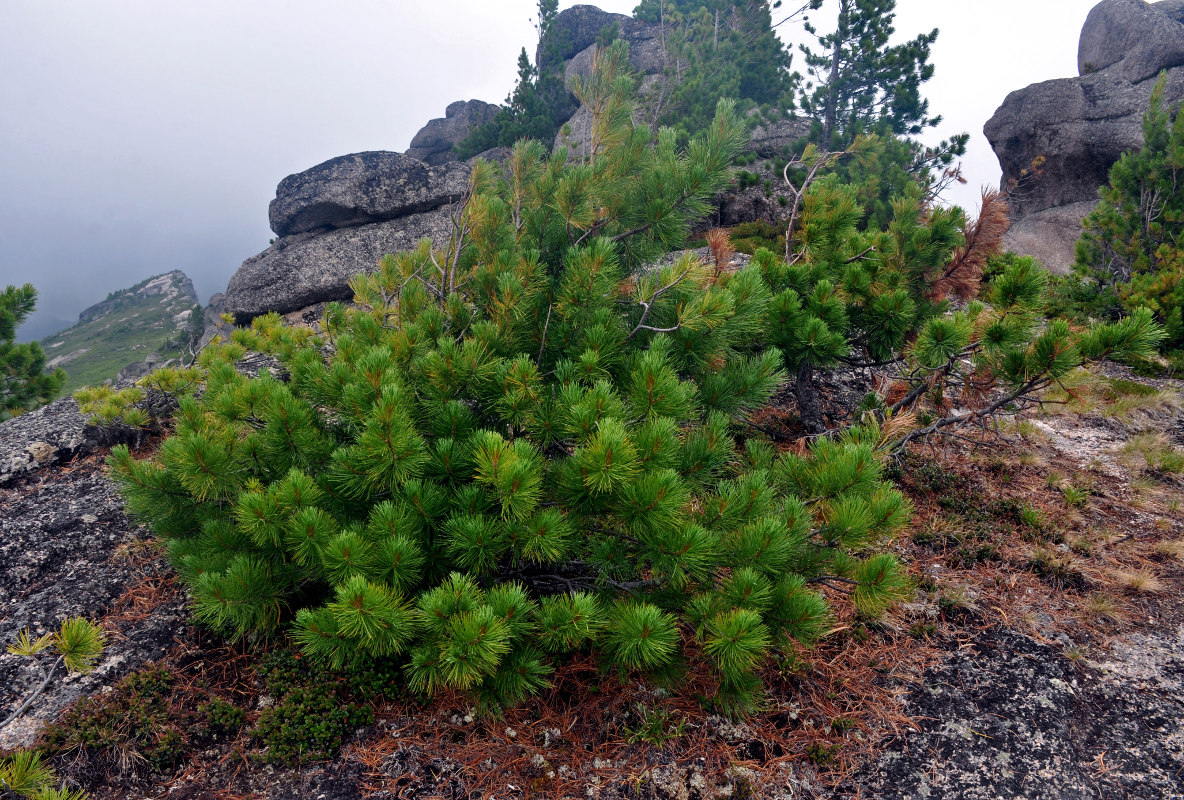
top-left (805, 742), bottom-right (842, 766)
top-left (253, 686), bottom-right (372, 766)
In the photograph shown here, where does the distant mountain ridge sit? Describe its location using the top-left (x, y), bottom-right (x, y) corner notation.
top-left (40, 269), bottom-right (202, 393)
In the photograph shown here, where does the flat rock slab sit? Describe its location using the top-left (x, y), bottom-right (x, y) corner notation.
top-left (851, 624), bottom-right (1184, 799)
top-left (268, 152), bottom-right (469, 237)
top-left (0, 457), bottom-right (186, 750)
top-left (0, 397), bottom-right (143, 488)
top-left (224, 209), bottom-right (454, 322)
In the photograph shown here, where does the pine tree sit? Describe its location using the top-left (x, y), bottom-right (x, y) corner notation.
top-left (110, 44), bottom-right (913, 715)
top-left (798, 0), bottom-right (939, 143)
top-left (889, 253), bottom-right (1164, 451)
top-left (763, 138), bottom-right (972, 432)
top-left (1, 284), bottom-right (65, 420)
top-left (634, 0), bottom-right (796, 138)
top-left (455, 0), bottom-right (574, 158)
top-left (1073, 73), bottom-right (1184, 354)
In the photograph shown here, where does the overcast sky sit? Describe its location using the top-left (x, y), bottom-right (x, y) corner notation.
top-left (2, 0), bottom-right (1100, 339)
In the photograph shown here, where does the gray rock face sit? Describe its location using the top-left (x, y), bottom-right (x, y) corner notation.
top-left (985, 0), bottom-right (1184, 272)
top-left (986, 69), bottom-right (1184, 217)
top-left (197, 291), bottom-right (231, 350)
top-left (562, 18), bottom-right (664, 87)
top-left (225, 209), bottom-right (454, 321)
top-left (1001, 200), bottom-right (1099, 273)
top-left (553, 104), bottom-right (595, 159)
top-left (405, 99), bottom-right (499, 166)
top-left (269, 151), bottom-right (469, 237)
top-left (0, 396), bottom-right (139, 488)
top-left (537, 5), bottom-right (630, 71)
top-left (553, 15), bottom-right (666, 159)
top-left (225, 147), bottom-right (474, 322)
top-left (1079, 0), bottom-right (1184, 82)
top-left (748, 117), bottom-right (811, 158)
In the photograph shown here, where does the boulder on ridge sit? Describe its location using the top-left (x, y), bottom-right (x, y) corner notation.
top-left (536, 5), bottom-right (629, 72)
top-left (1078, 0), bottom-right (1184, 82)
top-left (225, 209), bottom-right (453, 322)
top-left (405, 99), bottom-right (499, 166)
top-left (985, 0), bottom-right (1184, 272)
top-left (269, 151), bottom-right (469, 237)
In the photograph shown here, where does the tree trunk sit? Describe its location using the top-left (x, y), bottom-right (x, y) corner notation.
top-left (796, 362), bottom-right (826, 434)
top-left (822, 0), bottom-right (847, 143)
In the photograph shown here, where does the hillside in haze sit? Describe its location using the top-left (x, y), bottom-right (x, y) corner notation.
top-left (39, 270), bottom-right (202, 393)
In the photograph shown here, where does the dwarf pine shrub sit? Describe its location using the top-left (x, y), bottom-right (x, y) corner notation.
top-left (108, 43), bottom-right (916, 715)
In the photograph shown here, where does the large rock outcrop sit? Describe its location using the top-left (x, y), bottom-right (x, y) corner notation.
top-left (536, 5), bottom-right (629, 72)
top-left (986, 0), bottom-right (1184, 272)
top-left (269, 152), bottom-right (469, 237)
top-left (225, 206), bottom-right (455, 322)
top-left (405, 99), bottom-right (498, 166)
top-left (224, 153), bottom-right (468, 322)
top-left (552, 8), bottom-right (666, 156)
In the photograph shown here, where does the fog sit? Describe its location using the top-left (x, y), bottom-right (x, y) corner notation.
top-left (1, 0), bottom-right (1098, 340)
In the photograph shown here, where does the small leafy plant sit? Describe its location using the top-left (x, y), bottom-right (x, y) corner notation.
top-left (623, 703), bottom-right (686, 747)
top-left (2, 618), bottom-right (106, 730)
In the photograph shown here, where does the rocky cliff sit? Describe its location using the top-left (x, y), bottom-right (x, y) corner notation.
top-left (986, 0), bottom-right (1184, 273)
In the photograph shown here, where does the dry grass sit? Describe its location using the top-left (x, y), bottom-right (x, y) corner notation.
top-left (1117, 433), bottom-right (1184, 475)
top-left (1081, 592), bottom-right (1129, 626)
top-left (1152, 539), bottom-right (1184, 562)
top-left (1110, 568), bottom-right (1166, 594)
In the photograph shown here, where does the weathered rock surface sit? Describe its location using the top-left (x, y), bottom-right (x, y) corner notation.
top-left (269, 152), bottom-right (469, 237)
top-left (1000, 200), bottom-right (1099, 274)
top-left (0, 398), bottom-right (184, 750)
top-left (850, 625), bottom-right (1184, 799)
top-left (197, 291), bottom-right (232, 350)
top-left (550, 6), bottom-right (667, 158)
top-left (404, 99), bottom-right (498, 166)
top-left (987, 67), bottom-right (1184, 218)
top-left (0, 397), bottom-right (139, 488)
top-left (986, 0), bottom-right (1184, 273)
top-left (748, 116), bottom-right (811, 158)
top-left (561, 16), bottom-right (664, 86)
top-left (553, 104), bottom-right (595, 158)
top-left (1079, 0), bottom-right (1184, 82)
top-left (225, 209), bottom-right (454, 321)
top-left (536, 4), bottom-right (628, 71)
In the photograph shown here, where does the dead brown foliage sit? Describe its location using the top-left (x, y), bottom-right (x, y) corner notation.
top-left (704, 228), bottom-right (736, 280)
top-left (932, 188), bottom-right (1009, 302)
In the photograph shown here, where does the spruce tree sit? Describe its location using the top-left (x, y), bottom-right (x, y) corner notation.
top-left (111, 44), bottom-right (913, 715)
top-left (1, 284), bottom-right (65, 420)
top-left (1074, 74), bottom-right (1184, 353)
